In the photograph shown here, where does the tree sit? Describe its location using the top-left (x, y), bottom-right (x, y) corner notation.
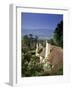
top-left (22, 35), bottom-right (30, 47)
top-left (34, 35), bottom-right (38, 48)
top-left (54, 21), bottom-right (63, 48)
top-left (48, 39), bottom-right (55, 45)
top-left (29, 34), bottom-right (34, 49)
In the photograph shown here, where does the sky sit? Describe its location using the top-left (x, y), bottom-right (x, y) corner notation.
top-left (21, 12), bottom-right (63, 39)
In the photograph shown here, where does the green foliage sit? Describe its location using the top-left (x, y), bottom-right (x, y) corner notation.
top-left (56, 67), bottom-right (63, 75)
top-left (48, 39), bottom-right (55, 45)
top-left (22, 34), bottom-right (38, 50)
top-left (48, 21), bottom-right (63, 48)
top-left (21, 47), bottom-right (44, 77)
top-left (54, 21), bottom-right (63, 48)
top-left (22, 54), bottom-right (44, 76)
top-left (22, 34), bottom-right (44, 77)
top-left (22, 35), bottom-right (30, 47)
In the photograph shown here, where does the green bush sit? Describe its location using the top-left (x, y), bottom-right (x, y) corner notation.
top-left (21, 53), bottom-right (44, 77)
